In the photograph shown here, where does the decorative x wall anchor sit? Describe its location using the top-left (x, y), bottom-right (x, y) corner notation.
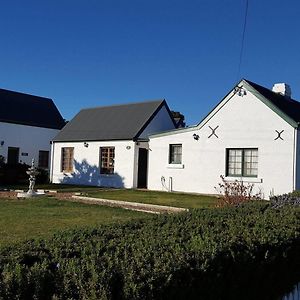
top-left (274, 130), bottom-right (284, 141)
top-left (208, 125), bottom-right (219, 138)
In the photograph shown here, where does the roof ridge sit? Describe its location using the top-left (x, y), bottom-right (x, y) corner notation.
top-left (79, 99), bottom-right (165, 111)
top-left (0, 88), bottom-right (52, 101)
top-left (243, 79), bottom-right (299, 103)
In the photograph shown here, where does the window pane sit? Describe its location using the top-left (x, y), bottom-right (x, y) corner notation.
top-left (100, 147), bottom-right (115, 174)
top-left (227, 149), bottom-right (242, 176)
top-left (38, 151), bottom-right (49, 168)
top-left (61, 147), bottom-right (74, 172)
top-left (169, 144), bottom-right (182, 164)
top-left (243, 149), bottom-right (258, 177)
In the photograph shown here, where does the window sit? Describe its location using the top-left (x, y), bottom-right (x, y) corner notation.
top-left (38, 150), bottom-right (49, 168)
top-left (226, 148), bottom-right (258, 177)
top-left (100, 147), bottom-right (115, 174)
top-left (169, 144), bottom-right (182, 164)
top-left (61, 147), bottom-right (74, 172)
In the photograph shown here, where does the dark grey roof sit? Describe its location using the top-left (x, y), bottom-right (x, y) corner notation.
top-left (53, 100), bottom-right (174, 142)
top-left (0, 88), bottom-right (65, 129)
top-left (244, 79), bottom-right (300, 126)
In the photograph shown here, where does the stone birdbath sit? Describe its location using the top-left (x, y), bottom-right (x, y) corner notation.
top-left (17, 159), bottom-right (45, 198)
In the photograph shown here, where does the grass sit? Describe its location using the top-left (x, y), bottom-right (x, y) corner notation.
top-left (0, 186), bottom-right (218, 246)
top-left (87, 189), bottom-right (218, 209)
top-left (0, 196), bottom-right (150, 246)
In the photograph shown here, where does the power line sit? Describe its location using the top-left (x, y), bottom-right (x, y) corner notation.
top-left (236, 0), bottom-right (249, 81)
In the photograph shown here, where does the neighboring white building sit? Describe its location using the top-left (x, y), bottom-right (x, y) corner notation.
top-left (50, 100), bottom-right (176, 188)
top-left (148, 79), bottom-right (300, 199)
top-left (0, 88), bottom-right (65, 169)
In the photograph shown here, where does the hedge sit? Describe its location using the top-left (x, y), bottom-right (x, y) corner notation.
top-left (0, 202), bottom-right (300, 299)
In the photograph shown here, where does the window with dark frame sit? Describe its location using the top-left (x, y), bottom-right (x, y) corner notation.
top-left (169, 144), bottom-right (182, 164)
top-left (226, 148), bottom-right (258, 177)
top-left (38, 150), bottom-right (49, 168)
top-left (100, 147), bottom-right (115, 174)
top-left (61, 147), bottom-right (74, 172)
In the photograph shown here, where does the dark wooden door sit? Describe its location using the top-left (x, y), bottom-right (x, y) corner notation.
top-left (137, 148), bottom-right (148, 188)
top-left (7, 147), bottom-right (19, 165)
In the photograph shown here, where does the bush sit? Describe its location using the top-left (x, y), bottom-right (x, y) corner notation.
top-left (215, 175), bottom-right (262, 207)
top-left (0, 163), bottom-right (49, 185)
top-left (270, 193), bottom-right (300, 208)
top-left (0, 203), bottom-right (300, 299)
top-left (0, 163), bottom-right (29, 185)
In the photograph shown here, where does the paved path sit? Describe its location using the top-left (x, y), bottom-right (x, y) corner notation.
top-left (71, 195), bottom-right (189, 214)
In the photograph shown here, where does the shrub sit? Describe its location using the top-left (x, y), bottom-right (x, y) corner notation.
top-left (0, 202), bottom-right (300, 299)
top-left (270, 193), bottom-right (300, 209)
top-left (215, 175), bottom-right (262, 207)
top-left (0, 163), bottom-right (49, 185)
top-left (0, 163), bottom-right (29, 185)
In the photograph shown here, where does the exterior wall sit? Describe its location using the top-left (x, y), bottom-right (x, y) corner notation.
top-left (148, 91), bottom-right (295, 199)
top-left (139, 105), bottom-right (176, 139)
top-left (51, 140), bottom-right (146, 188)
top-left (0, 121), bottom-right (59, 167)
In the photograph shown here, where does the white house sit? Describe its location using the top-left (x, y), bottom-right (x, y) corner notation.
top-left (0, 88), bottom-right (65, 169)
top-left (50, 100), bottom-right (176, 188)
top-left (148, 79), bottom-right (300, 199)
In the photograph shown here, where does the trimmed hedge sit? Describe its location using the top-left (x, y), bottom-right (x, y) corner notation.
top-left (0, 202), bottom-right (300, 299)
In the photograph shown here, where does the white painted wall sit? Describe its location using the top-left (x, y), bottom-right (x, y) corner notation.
top-left (139, 105), bottom-right (175, 139)
top-left (0, 121), bottom-right (59, 166)
top-left (51, 140), bottom-right (145, 188)
top-left (148, 90), bottom-right (295, 199)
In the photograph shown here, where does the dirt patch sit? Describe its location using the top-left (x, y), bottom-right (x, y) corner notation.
top-left (52, 192), bottom-right (76, 200)
top-left (0, 191), bottom-right (18, 198)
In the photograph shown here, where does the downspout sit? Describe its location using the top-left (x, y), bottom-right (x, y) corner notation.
top-left (50, 141), bottom-right (55, 183)
top-left (293, 127), bottom-right (298, 191)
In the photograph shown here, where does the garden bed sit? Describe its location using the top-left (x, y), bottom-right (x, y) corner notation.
top-left (0, 202), bottom-right (299, 299)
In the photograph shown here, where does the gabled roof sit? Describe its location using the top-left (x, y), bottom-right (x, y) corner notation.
top-left (0, 88), bottom-right (65, 130)
top-left (243, 79), bottom-right (300, 127)
top-left (53, 99), bottom-right (175, 142)
top-left (150, 78), bottom-right (300, 139)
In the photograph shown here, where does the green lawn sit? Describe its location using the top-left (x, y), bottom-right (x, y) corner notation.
top-left (87, 189), bottom-right (218, 209)
top-left (0, 187), bottom-right (218, 246)
top-left (0, 196), bottom-right (150, 246)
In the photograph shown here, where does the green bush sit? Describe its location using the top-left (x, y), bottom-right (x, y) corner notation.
top-left (0, 202), bottom-right (300, 299)
top-left (0, 163), bottom-right (29, 184)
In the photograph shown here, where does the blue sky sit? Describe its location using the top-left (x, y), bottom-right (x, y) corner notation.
top-left (1, 0), bottom-right (300, 125)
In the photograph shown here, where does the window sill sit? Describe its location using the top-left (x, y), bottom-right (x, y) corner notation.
top-left (167, 164), bottom-right (184, 169)
top-left (225, 176), bottom-right (263, 183)
top-left (62, 172), bottom-right (74, 176)
top-left (100, 173), bottom-right (116, 177)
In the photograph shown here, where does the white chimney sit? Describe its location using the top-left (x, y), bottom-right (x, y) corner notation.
top-left (272, 83), bottom-right (292, 98)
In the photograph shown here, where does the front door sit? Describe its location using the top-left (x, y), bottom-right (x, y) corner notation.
top-left (7, 147), bottom-right (19, 165)
top-left (137, 148), bottom-right (148, 188)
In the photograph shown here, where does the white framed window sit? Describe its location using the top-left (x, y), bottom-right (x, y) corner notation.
top-left (100, 147), bottom-right (115, 174)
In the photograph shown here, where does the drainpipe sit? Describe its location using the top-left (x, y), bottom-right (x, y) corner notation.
top-left (50, 142), bottom-right (55, 183)
top-left (293, 128), bottom-right (298, 191)
top-left (169, 177), bottom-right (173, 192)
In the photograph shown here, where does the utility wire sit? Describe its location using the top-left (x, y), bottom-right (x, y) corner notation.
top-left (236, 0), bottom-right (249, 82)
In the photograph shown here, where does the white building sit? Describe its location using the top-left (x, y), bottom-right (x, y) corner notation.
top-left (0, 88), bottom-right (65, 169)
top-left (148, 79), bottom-right (300, 199)
top-left (50, 100), bottom-right (176, 188)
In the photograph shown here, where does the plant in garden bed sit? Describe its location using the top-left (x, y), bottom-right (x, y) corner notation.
top-left (0, 202), bottom-right (300, 299)
top-left (215, 175), bottom-right (262, 207)
top-left (270, 193), bottom-right (300, 209)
